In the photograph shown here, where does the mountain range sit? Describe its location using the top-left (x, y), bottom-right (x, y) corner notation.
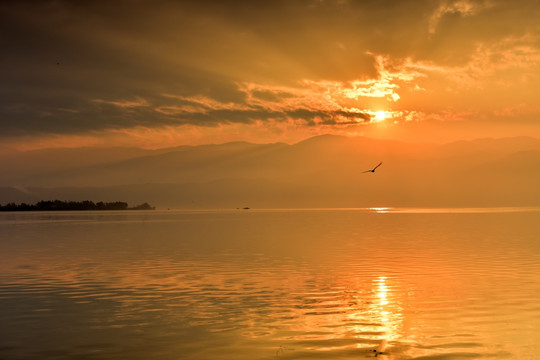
top-left (1, 135), bottom-right (539, 209)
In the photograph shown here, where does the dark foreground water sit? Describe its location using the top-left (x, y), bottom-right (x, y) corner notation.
top-left (1, 208), bottom-right (539, 359)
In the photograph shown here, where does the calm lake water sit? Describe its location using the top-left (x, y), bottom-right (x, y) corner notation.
top-left (1, 208), bottom-right (539, 360)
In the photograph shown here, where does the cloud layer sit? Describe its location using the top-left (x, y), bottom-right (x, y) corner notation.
top-left (1, 0), bottom-right (539, 148)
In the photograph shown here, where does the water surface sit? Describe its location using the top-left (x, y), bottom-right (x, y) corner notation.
top-left (1, 208), bottom-right (539, 359)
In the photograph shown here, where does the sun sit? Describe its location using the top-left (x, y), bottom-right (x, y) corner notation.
top-left (375, 111), bottom-right (387, 121)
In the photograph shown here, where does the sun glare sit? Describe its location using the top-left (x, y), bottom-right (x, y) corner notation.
top-left (375, 111), bottom-right (387, 121)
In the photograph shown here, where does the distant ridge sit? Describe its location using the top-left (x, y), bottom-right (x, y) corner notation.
top-left (1, 135), bottom-right (539, 208)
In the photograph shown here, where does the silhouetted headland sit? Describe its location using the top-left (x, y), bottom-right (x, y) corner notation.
top-left (0, 200), bottom-right (155, 211)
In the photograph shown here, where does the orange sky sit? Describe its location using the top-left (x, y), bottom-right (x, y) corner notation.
top-left (1, 0), bottom-right (539, 150)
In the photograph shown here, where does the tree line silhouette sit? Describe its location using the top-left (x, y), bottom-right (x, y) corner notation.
top-left (0, 200), bottom-right (155, 211)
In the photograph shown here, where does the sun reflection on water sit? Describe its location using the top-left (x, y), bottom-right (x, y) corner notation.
top-left (368, 276), bottom-right (404, 355)
top-left (369, 207), bottom-right (392, 214)
top-left (264, 274), bottom-right (408, 356)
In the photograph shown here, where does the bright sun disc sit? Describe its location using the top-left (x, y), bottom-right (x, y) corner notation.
top-left (375, 111), bottom-right (386, 121)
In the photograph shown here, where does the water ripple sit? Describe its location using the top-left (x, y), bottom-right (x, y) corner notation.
top-left (1, 210), bottom-right (539, 359)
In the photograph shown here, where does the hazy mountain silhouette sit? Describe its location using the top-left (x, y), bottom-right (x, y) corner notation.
top-left (0, 147), bottom-right (166, 186)
top-left (1, 135), bottom-right (539, 208)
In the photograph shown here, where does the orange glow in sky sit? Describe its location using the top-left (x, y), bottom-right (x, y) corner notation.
top-left (0, 1), bottom-right (538, 150)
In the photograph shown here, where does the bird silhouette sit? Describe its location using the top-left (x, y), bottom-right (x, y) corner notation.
top-left (363, 162), bottom-right (382, 173)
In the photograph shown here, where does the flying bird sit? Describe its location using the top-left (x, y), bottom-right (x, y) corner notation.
top-left (363, 162), bottom-right (382, 173)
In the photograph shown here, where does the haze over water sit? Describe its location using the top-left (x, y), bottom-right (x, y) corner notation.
top-left (1, 208), bottom-right (539, 360)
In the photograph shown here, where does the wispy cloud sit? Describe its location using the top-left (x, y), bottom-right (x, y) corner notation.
top-left (157, 81), bottom-right (377, 126)
top-left (429, 0), bottom-right (493, 34)
top-left (389, 34), bottom-right (540, 90)
top-left (494, 103), bottom-right (540, 117)
top-left (92, 98), bottom-right (150, 109)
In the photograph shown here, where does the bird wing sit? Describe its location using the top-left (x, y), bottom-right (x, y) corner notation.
top-left (362, 162), bottom-right (382, 173)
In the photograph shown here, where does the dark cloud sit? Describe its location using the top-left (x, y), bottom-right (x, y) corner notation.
top-left (250, 90), bottom-right (296, 102)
